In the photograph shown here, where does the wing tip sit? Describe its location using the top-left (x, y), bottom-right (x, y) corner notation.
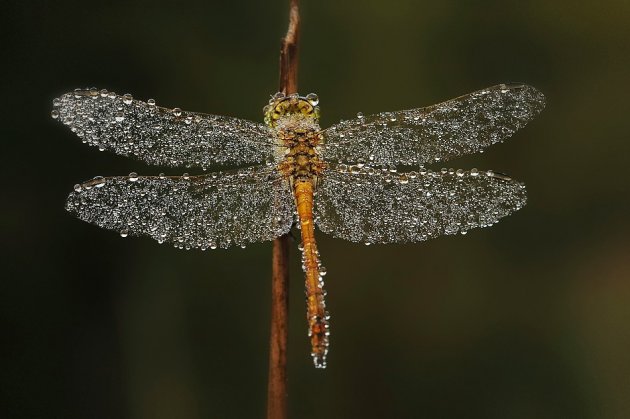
top-left (500, 82), bottom-right (546, 110)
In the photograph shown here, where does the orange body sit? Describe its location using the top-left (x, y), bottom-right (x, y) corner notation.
top-left (266, 93), bottom-right (329, 367)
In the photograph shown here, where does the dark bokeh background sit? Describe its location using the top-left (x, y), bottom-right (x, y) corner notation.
top-left (3, 0), bottom-right (630, 418)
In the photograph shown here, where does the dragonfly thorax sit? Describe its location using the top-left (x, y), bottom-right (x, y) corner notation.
top-left (276, 125), bottom-right (325, 181)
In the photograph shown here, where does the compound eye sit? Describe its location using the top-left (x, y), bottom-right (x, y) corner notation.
top-left (297, 101), bottom-right (312, 115)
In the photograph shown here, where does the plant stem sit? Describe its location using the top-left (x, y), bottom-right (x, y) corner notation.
top-left (267, 2), bottom-right (300, 418)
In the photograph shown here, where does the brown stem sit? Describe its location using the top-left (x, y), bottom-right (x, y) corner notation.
top-left (279, 0), bottom-right (300, 96)
top-left (267, 235), bottom-right (290, 419)
top-left (267, 2), bottom-right (299, 419)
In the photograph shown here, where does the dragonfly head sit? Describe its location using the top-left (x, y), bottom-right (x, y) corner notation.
top-left (264, 92), bottom-right (320, 128)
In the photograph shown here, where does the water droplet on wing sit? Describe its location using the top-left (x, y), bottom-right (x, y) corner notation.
top-left (122, 93), bottom-right (133, 105)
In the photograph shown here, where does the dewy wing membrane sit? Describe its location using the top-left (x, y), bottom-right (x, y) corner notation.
top-left (314, 164), bottom-right (527, 244)
top-left (65, 166), bottom-right (294, 250)
top-left (53, 88), bottom-right (278, 169)
top-left (320, 84), bottom-right (545, 167)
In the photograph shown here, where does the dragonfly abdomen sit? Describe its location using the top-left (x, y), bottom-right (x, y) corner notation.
top-left (294, 178), bottom-right (329, 368)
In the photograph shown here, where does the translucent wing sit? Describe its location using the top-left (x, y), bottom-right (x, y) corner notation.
top-left (65, 166), bottom-right (294, 249)
top-left (314, 165), bottom-right (526, 244)
top-left (320, 84), bottom-right (545, 166)
top-left (53, 88), bottom-right (278, 168)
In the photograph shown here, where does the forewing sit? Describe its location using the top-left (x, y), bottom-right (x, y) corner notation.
top-left (314, 165), bottom-right (526, 244)
top-left (320, 84), bottom-right (545, 166)
top-left (53, 88), bottom-right (277, 168)
top-left (65, 166), bottom-right (294, 249)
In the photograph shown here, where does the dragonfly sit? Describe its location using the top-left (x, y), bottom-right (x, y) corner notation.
top-left (52, 83), bottom-right (545, 368)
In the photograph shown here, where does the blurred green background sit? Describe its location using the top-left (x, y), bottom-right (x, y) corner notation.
top-left (3, 0), bottom-right (630, 418)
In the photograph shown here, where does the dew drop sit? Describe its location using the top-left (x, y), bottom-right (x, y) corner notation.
top-left (93, 176), bottom-right (105, 187)
top-left (122, 93), bottom-right (133, 105)
top-left (73, 184), bottom-right (82, 192)
top-left (356, 111), bottom-right (364, 119)
top-left (306, 93), bottom-right (319, 106)
top-left (470, 168), bottom-right (479, 176)
top-left (51, 109), bottom-right (59, 119)
top-left (147, 98), bottom-right (156, 107)
top-left (120, 229), bottom-right (129, 238)
top-left (115, 112), bottom-right (124, 122)
top-left (128, 172), bottom-right (139, 182)
top-left (173, 107), bottom-right (182, 117)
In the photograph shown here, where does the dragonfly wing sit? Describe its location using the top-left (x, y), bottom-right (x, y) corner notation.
top-left (320, 84), bottom-right (545, 166)
top-left (53, 88), bottom-right (277, 168)
top-left (314, 165), bottom-right (526, 244)
top-left (66, 166), bottom-right (294, 249)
